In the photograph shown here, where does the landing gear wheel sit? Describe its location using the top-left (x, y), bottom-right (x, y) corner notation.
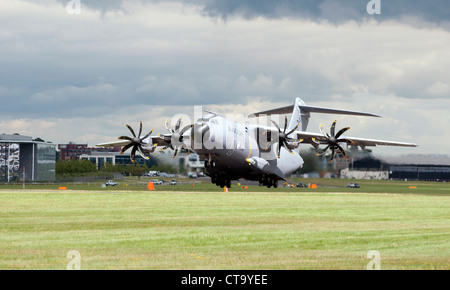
top-left (273, 179), bottom-right (278, 188)
top-left (266, 178), bottom-right (272, 188)
top-left (218, 176), bottom-right (225, 188)
top-left (226, 179), bottom-right (232, 189)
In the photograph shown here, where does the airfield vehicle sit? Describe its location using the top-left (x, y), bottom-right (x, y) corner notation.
top-left (105, 180), bottom-right (117, 186)
top-left (149, 179), bottom-right (163, 185)
top-left (296, 182), bottom-right (306, 188)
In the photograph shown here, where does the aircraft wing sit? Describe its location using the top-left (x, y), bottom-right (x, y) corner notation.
top-left (293, 131), bottom-right (418, 149)
top-left (96, 134), bottom-right (172, 148)
top-left (95, 140), bottom-right (132, 148)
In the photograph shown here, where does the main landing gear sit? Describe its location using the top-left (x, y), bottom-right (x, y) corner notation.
top-left (259, 174), bottom-right (279, 188)
top-left (205, 159), bottom-right (232, 188)
top-left (210, 173), bottom-right (232, 188)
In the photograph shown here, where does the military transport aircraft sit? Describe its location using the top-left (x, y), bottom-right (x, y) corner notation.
top-left (97, 97), bottom-right (417, 188)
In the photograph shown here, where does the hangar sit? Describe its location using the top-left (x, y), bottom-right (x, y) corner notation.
top-left (381, 155), bottom-right (450, 181)
top-left (0, 134), bottom-right (56, 182)
top-left (341, 154), bottom-right (450, 181)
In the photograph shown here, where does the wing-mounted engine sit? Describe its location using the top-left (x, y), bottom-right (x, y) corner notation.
top-left (264, 116), bottom-right (302, 158)
top-left (118, 121), bottom-right (156, 163)
top-left (315, 120), bottom-right (351, 162)
top-left (160, 117), bottom-right (193, 158)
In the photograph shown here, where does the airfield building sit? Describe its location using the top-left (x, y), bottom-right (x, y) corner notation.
top-left (0, 134), bottom-right (56, 182)
top-left (79, 152), bottom-right (158, 169)
top-left (58, 142), bottom-right (120, 161)
top-left (341, 155), bottom-right (450, 181)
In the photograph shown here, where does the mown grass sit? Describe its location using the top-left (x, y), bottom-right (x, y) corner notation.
top-left (0, 181), bottom-right (448, 270)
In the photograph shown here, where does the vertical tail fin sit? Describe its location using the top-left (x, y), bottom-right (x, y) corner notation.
top-left (250, 97), bottom-right (379, 131)
top-left (288, 97), bottom-right (309, 132)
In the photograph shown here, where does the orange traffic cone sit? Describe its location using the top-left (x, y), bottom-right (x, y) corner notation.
top-left (148, 182), bottom-right (155, 191)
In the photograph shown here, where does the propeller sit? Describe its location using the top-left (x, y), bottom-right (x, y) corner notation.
top-left (316, 120), bottom-right (350, 162)
top-left (163, 117), bottom-right (193, 158)
top-left (265, 116), bottom-right (301, 158)
top-left (118, 121), bottom-right (154, 163)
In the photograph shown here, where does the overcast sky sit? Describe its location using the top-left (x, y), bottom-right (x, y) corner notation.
top-left (1, 0), bottom-right (449, 156)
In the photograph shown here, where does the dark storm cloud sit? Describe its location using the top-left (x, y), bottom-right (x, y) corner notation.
top-left (199, 0), bottom-right (450, 24)
top-left (56, 0), bottom-right (450, 25)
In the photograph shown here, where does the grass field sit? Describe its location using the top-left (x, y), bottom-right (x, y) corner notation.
top-left (0, 179), bottom-right (449, 270)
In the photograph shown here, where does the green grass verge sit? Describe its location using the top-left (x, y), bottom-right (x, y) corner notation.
top-left (0, 180), bottom-right (448, 269)
top-left (1, 176), bottom-right (449, 195)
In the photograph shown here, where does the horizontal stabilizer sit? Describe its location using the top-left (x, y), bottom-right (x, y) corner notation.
top-left (249, 102), bottom-right (380, 118)
top-left (298, 105), bottom-right (380, 117)
top-left (249, 105), bottom-right (293, 117)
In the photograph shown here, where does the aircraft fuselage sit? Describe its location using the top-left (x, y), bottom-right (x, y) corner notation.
top-left (189, 114), bottom-right (303, 187)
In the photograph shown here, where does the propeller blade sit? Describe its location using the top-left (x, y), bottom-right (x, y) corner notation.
top-left (335, 127), bottom-right (350, 139)
top-left (271, 120), bottom-right (280, 132)
top-left (283, 141), bottom-right (293, 154)
top-left (118, 136), bottom-right (133, 141)
top-left (319, 124), bottom-right (329, 138)
top-left (336, 144), bottom-right (347, 158)
top-left (137, 145), bottom-right (149, 160)
top-left (141, 129), bottom-right (154, 141)
top-left (265, 139), bottom-right (277, 151)
top-left (130, 146), bottom-right (137, 163)
top-left (316, 145), bottom-right (330, 156)
top-left (138, 121), bottom-right (143, 138)
top-left (330, 120), bottom-right (337, 137)
top-left (165, 119), bottom-right (172, 133)
top-left (180, 124), bottom-right (193, 135)
top-left (175, 117), bottom-right (182, 131)
top-left (283, 115), bottom-right (288, 134)
top-left (277, 142), bottom-right (282, 159)
top-left (126, 124), bottom-right (136, 137)
top-left (173, 147), bottom-right (179, 159)
top-left (121, 143), bottom-right (133, 154)
top-left (330, 148), bottom-right (335, 162)
top-left (285, 123), bottom-right (300, 136)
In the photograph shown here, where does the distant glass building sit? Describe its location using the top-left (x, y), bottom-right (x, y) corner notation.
top-left (0, 134), bottom-right (56, 182)
top-left (58, 142), bottom-right (120, 161)
top-left (79, 152), bottom-right (158, 169)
